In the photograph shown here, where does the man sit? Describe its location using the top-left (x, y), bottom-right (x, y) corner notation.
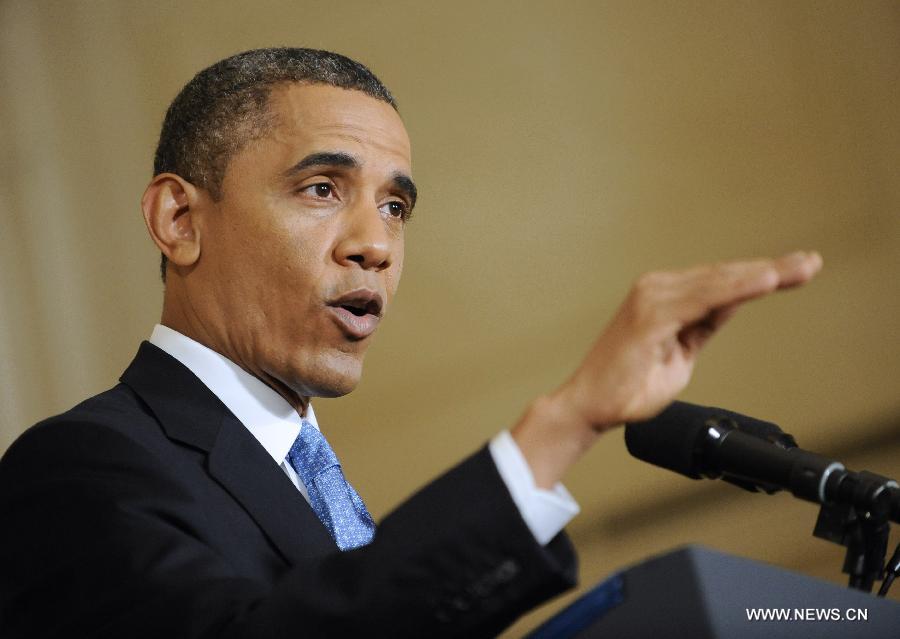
top-left (0, 48), bottom-right (822, 637)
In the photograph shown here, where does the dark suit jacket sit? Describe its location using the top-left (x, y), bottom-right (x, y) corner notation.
top-left (0, 342), bottom-right (576, 638)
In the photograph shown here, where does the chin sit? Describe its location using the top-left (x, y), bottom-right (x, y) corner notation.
top-left (291, 351), bottom-right (364, 398)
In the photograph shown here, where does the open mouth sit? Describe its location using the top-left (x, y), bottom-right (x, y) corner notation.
top-left (337, 299), bottom-right (381, 317)
top-left (327, 289), bottom-right (384, 339)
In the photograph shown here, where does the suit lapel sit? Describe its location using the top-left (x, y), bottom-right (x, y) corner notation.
top-left (207, 411), bottom-right (338, 562)
top-left (120, 341), bottom-right (337, 565)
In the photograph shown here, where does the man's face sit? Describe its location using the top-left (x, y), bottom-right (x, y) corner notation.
top-left (191, 83), bottom-right (413, 400)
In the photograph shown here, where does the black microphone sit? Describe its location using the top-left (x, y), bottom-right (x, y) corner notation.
top-left (624, 401), bottom-right (900, 521)
top-left (625, 401), bottom-right (900, 595)
top-left (624, 401), bottom-right (800, 494)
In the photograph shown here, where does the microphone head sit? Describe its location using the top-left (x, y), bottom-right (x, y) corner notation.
top-left (624, 401), bottom-right (793, 481)
top-left (624, 401), bottom-right (710, 479)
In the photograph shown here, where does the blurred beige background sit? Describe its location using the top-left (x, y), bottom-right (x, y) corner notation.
top-left (1, 0), bottom-right (899, 634)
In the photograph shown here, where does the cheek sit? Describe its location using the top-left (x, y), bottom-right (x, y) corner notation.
top-left (243, 212), bottom-right (329, 280)
top-left (380, 268), bottom-right (400, 312)
top-left (387, 245), bottom-right (404, 298)
top-left (217, 224), bottom-right (329, 325)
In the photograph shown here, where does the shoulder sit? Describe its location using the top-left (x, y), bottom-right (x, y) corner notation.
top-left (1, 383), bottom-right (165, 478)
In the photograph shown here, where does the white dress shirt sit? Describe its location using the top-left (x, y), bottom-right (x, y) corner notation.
top-left (149, 324), bottom-right (578, 545)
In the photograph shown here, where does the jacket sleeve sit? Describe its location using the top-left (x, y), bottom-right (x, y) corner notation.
top-left (0, 419), bottom-right (577, 639)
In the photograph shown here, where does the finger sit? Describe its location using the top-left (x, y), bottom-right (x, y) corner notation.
top-left (671, 251), bottom-right (822, 323)
top-left (772, 250), bottom-right (823, 289)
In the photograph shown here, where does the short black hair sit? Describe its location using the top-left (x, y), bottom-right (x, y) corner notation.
top-left (153, 47), bottom-right (397, 282)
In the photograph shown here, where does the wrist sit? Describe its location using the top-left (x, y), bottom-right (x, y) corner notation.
top-left (510, 391), bottom-right (601, 489)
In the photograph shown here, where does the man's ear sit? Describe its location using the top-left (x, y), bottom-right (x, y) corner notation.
top-left (141, 173), bottom-right (204, 270)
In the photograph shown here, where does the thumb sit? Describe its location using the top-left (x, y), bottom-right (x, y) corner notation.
top-left (677, 303), bottom-right (740, 354)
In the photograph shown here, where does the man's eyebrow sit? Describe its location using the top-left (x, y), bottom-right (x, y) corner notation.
top-left (283, 151), bottom-right (417, 210)
top-left (283, 151), bottom-right (359, 177)
top-left (393, 173), bottom-right (418, 209)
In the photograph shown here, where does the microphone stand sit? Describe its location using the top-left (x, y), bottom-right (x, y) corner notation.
top-left (812, 470), bottom-right (896, 593)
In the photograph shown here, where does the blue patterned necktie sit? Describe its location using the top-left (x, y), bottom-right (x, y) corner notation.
top-left (287, 420), bottom-right (375, 550)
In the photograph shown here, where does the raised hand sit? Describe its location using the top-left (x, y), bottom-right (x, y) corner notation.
top-left (511, 251), bottom-right (823, 488)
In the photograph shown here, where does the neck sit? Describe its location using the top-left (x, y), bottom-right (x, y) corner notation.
top-left (160, 290), bottom-right (310, 418)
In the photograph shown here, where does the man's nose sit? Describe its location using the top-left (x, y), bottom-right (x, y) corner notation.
top-left (333, 203), bottom-right (394, 271)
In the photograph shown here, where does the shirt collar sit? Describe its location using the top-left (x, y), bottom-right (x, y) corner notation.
top-left (148, 324), bottom-right (318, 465)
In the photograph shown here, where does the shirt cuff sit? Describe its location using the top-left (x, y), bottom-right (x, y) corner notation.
top-left (488, 430), bottom-right (580, 546)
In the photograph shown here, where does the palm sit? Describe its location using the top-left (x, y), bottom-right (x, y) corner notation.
top-left (628, 335), bottom-right (697, 422)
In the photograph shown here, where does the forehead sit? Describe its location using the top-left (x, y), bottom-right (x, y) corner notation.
top-left (264, 83), bottom-right (412, 169)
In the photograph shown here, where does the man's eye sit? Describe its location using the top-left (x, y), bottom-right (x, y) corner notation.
top-left (380, 201), bottom-right (409, 220)
top-left (300, 183), bottom-right (334, 198)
